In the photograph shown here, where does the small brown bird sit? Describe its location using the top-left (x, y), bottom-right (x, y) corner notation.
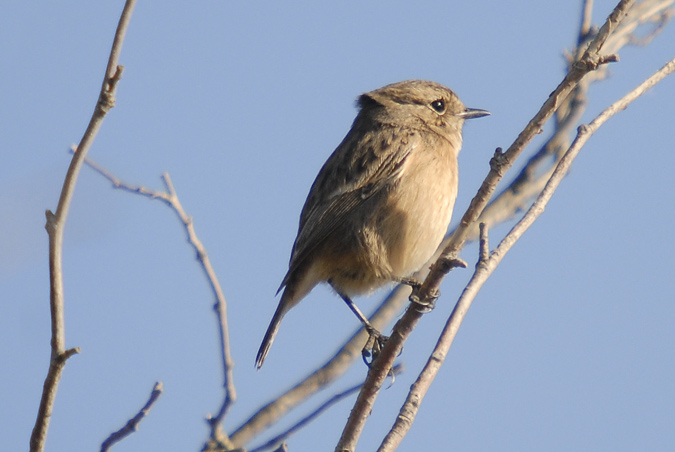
top-left (256, 80), bottom-right (489, 368)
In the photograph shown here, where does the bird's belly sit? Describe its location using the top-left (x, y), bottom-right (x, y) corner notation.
top-left (384, 184), bottom-right (455, 277)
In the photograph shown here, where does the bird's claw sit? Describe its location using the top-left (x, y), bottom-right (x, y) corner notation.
top-left (409, 288), bottom-right (439, 313)
top-left (361, 327), bottom-right (389, 366)
top-left (397, 276), bottom-right (438, 313)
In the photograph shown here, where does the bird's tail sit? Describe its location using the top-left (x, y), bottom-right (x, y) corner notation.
top-left (255, 291), bottom-right (293, 369)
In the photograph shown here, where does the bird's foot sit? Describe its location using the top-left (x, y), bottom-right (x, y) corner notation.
top-left (361, 326), bottom-right (389, 366)
top-left (396, 276), bottom-right (437, 312)
top-left (409, 288), bottom-right (440, 314)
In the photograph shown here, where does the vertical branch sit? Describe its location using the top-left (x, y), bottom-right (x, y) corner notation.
top-left (30, 2), bottom-right (137, 452)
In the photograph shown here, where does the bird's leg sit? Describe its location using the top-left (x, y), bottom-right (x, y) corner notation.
top-left (333, 289), bottom-right (388, 365)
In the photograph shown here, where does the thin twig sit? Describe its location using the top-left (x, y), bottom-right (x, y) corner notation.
top-left (376, 55), bottom-right (675, 452)
top-left (161, 174), bottom-right (238, 443)
top-left (78, 156), bottom-right (238, 447)
top-left (30, 2), bottom-right (137, 452)
top-left (100, 382), bottom-right (163, 452)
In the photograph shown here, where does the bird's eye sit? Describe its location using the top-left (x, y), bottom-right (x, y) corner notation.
top-left (431, 99), bottom-right (446, 114)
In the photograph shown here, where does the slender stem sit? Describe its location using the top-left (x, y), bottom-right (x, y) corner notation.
top-left (100, 382), bottom-right (163, 452)
top-left (30, 3), bottom-right (136, 452)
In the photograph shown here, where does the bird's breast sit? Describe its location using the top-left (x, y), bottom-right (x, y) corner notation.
top-left (381, 141), bottom-right (459, 277)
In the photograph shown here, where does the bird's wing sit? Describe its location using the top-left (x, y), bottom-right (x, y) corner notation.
top-left (278, 126), bottom-right (419, 291)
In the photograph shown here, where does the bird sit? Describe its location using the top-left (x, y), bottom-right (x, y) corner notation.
top-left (256, 80), bottom-right (489, 369)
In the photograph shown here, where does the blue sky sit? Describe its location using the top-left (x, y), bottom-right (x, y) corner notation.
top-left (2, 1), bottom-right (674, 451)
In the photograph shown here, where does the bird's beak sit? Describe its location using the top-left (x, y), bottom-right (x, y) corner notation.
top-left (458, 108), bottom-right (491, 119)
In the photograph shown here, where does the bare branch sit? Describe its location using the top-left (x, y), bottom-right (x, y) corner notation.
top-left (603, 0), bottom-right (674, 51)
top-left (160, 172), bottom-right (239, 433)
top-left (78, 156), bottom-right (238, 447)
top-left (100, 382), bottom-right (163, 452)
top-left (490, 60), bottom-right (675, 256)
top-left (30, 2), bottom-right (137, 452)
top-left (583, 56), bottom-right (675, 132)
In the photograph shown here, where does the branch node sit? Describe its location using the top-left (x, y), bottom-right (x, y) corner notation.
top-left (602, 53), bottom-right (620, 64)
top-left (57, 347), bottom-right (81, 364)
top-left (575, 52), bottom-right (619, 72)
top-left (577, 124), bottom-right (591, 134)
top-left (489, 147), bottom-right (506, 174)
top-left (98, 66), bottom-right (124, 114)
top-left (44, 210), bottom-right (57, 233)
top-left (107, 65), bottom-right (125, 92)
